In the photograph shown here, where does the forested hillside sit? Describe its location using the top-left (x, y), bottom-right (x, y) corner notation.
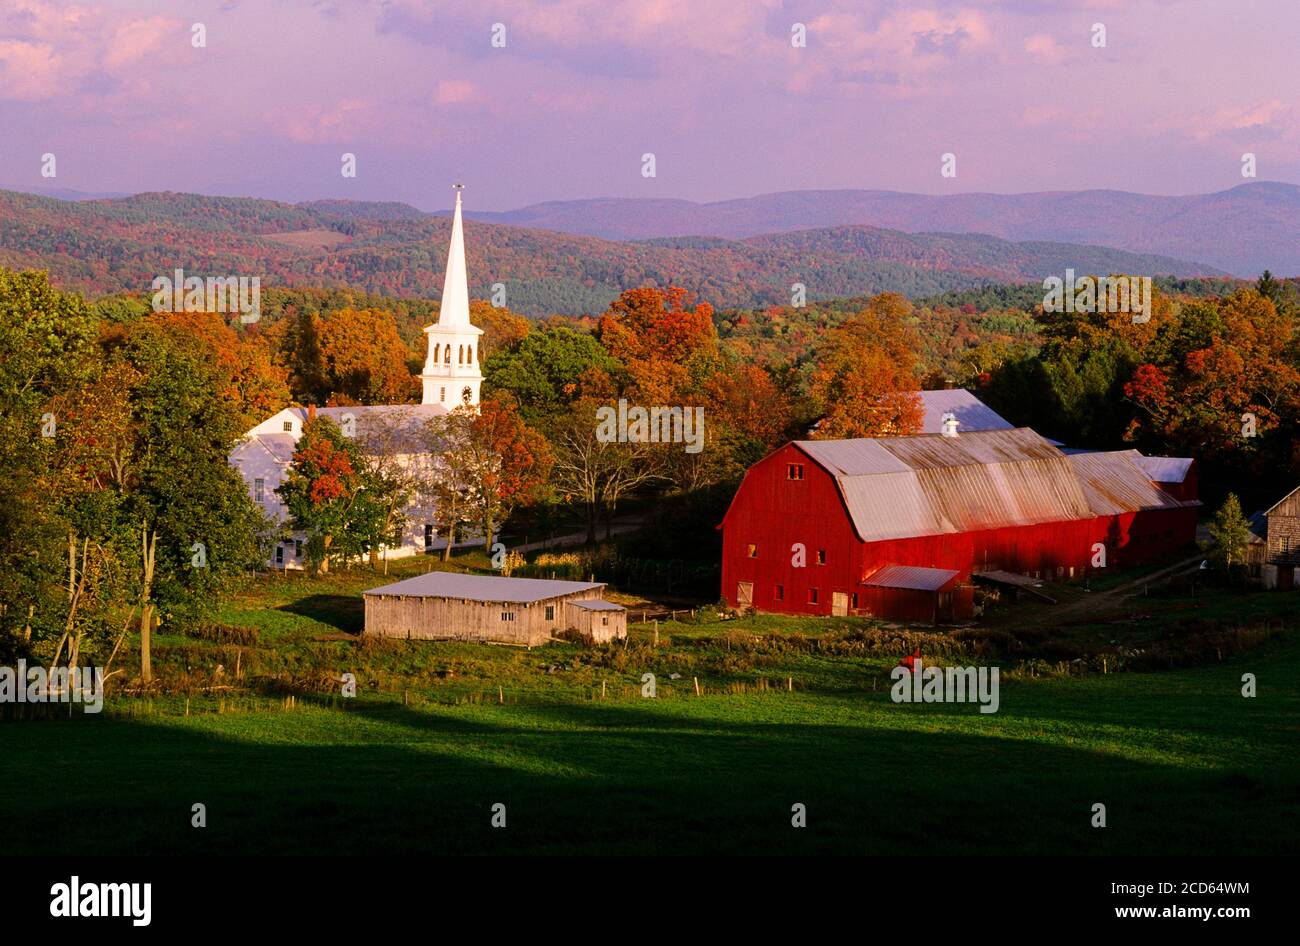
top-left (0, 189), bottom-right (1223, 316)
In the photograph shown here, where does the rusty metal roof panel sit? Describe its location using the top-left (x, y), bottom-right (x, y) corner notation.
top-left (805, 429), bottom-right (1095, 541)
top-left (1068, 451), bottom-right (1183, 515)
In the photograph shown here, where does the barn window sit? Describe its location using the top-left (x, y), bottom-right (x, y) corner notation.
top-left (545, 605), bottom-right (555, 620)
top-left (775, 584), bottom-right (784, 601)
top-left (851, 593), bottom-right (859, 608)
top-left (254, 478), bottom-right (264, 502)
top-left (747, 544), bottom-right (758, 558)
top-left (816, 549), bottom-right (826, 565)
top-left (809, 588), bottom-right (819, 604)
top-left (501, 612), bottom-right (515, 622)
top-left (787, 463), bottom-right (804, 480)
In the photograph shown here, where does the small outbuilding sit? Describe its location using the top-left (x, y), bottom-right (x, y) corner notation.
top-left (362, 572), bottom-right (627, 646)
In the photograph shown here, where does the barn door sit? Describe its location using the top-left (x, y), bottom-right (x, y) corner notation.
top-left (737, 581), bottom-right (753, 607)
top-left (831, 592), bottom-right (849, 617)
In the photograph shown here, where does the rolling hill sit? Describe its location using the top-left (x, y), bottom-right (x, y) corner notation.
top-left (457, 181), bottom-right (1300, 278)
top-left (0, 188), bottom-right (1225, 316)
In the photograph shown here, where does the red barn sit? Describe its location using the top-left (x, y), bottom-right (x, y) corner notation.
top-left (719, 428), bottom-right (1199, 623)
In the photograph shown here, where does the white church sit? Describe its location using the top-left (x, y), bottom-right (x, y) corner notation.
top-left (230, 185), bottom-right (484, 568)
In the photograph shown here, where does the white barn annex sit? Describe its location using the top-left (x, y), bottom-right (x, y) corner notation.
top-left (229, 185), bottom-right (484, 567)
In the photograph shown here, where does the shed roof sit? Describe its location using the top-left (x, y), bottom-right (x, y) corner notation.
top-left (364, 572), bottom-right (604, 603)
top-left (567, 599), bottom-right (625, 612)
top-left (861, 564), bottom-right (960, 591)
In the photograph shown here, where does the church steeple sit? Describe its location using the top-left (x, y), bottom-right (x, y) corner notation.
top-left (421, 183), bottom-right (483, 408)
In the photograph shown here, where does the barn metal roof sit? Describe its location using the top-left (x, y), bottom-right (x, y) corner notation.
top-left (364, 572), bottom-right (604, 603)
top-left (917, 389), bottom-right (1014, 434)
top-left (797, 429), bottom-right (1097, 541)
top-left (861, 564), bottom-right (960, 591)
top-left (1067, 451), bottom-right (1185, 515)
top-left (1134, 455), bottom-right (1194, 483)
top-left (567, 599), bottom-right (625, 611)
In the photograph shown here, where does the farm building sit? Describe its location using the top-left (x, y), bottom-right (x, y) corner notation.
top-left (719, 427), bottom-right (1199, 623)
top-left (1246, 486), bottom-right (1300, 589)
top-left (363, 572), bottom-right (627, 645)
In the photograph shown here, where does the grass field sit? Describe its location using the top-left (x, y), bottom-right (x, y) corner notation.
top-left (3, 559), bottom-right (1298, 856)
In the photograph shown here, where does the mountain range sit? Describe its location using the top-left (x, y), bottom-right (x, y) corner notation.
top-left (454, 182), bottom-right (1300, 279)
top-left (0, 186), bottom-right (1248, 316)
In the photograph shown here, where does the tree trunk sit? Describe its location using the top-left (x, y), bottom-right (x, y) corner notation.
top-left (320, 534), bottom-right (332, 574)
top-left (586, 502), bottom-right (597, 545)
top-left (484, 514), bottom-right (495, 558)
top-left (442, 519), bottom-right (456, 562)
top-left (140, 524), bottom-right (157, 683)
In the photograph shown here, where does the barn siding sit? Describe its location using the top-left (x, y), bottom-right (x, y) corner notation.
top-left (720, 442), bottom-right (1198, 623)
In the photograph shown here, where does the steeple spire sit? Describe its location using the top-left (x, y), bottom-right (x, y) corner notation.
top-left (421, 183), bottom-right (483, 408)
top-left (438, 183), bottom-right (471, 328)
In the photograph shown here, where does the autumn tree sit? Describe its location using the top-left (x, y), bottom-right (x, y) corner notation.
top-left (319, 307), bottom-right (419, 404)
top-left (597, 286), bottom-right (719, 403)
top-left (459, 394), bottom-right (552, 552)
top-left (276, 417), bottom-right (364, 574)
top-left (810, 293), bottom-right (924, 439)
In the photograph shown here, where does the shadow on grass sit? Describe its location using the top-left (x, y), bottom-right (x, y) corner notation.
top-left (3, 694), bottom-right (1295, 856)
top-left (278, 594), bottom-right (364, 634)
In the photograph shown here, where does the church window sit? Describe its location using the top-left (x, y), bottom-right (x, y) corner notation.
top-left (424, 524), bottom-right (434, 548)
top-left (458, 345), bottom-right (464, 365)
top-left (254, 478), bottom-right (264, 502)
top-left (275, 546), bottom-right (284, 565)
top-left (440, 387), bottom-right (446, 402)
top-left (444, 347), bottom-right (451, 364)
top-left (283, 421), bottom-right (293, 432)
top-left (433, 344), bottom-right (440, 363)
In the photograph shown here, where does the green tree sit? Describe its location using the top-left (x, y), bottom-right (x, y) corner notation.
top-left (1208, 493), bottom-right (1251, 568)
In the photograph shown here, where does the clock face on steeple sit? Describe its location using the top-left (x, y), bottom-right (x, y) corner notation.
top-left (461, 387), bottom-right (472, 404)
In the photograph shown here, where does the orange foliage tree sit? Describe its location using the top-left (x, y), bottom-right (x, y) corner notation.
top-left (810, 293), bottom-right (923, 439)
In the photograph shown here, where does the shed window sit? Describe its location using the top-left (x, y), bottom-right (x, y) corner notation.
top-left (254, 478), bottom-right (264, 502)
top-left (747, 543), bottom-right (758, 558)
top-left (500, 612), bottom-right (515, 622)
top-left (787, 463), bottom-right (804, 480)
top-left (809, 588), bottom-right (819, 604)
top-left (601, 617), bottom-right (609, 626)
top-left (545, 605), bottom-right (555, 620)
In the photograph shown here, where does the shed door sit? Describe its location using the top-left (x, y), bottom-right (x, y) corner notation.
top-left (831, 592), bottom-right (849, 617)
top-left (736, 581), bottom-right (753, 607)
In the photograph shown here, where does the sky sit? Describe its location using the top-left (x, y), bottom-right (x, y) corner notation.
top-left (0, 0), bottom-right (1297, 212)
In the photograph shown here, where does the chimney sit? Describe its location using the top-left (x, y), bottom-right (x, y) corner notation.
top-left (941, 412), bottom-right (959, 437)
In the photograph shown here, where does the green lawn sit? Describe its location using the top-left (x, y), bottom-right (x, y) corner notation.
top-left (4, 564), bottom-right (1298, 855)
